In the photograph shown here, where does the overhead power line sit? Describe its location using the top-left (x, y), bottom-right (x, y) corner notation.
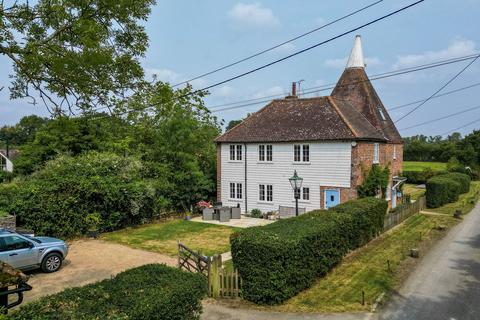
top-left (393, 54), bottom-right (480, 124)
top-left (210, 55), bottom-right (480, 113)
top-left (440, 116), bottom-right (480, 136)
top-left (172, 0), bottom-right (385, 87)
top-left (400, 104), bottom-right (480, 131)
top-left (209, 53), bottom-right (479, 111)
top-left (188, 0), bottom-right (425, 97)
top-left (388, 81), bottom-right (480, 111)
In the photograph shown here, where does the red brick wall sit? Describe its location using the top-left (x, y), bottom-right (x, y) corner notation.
top-left (216, 144), bottom-right (221, 202)
top-left (346, 141), bottom-right (404, 205)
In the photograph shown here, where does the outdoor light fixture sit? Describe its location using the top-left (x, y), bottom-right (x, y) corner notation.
top-left (289, 170), bottom-right (303, 216)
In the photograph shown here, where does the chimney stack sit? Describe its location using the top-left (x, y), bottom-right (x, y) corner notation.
top-left (292, 82), bottom-right (297, 97)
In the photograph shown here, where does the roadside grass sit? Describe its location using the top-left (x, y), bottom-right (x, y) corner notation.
top-left (403, 183), bottom-right (425, 201)
top-left (403, 161), bottom-right (446, 172)
top-left (424, 181), bottom-right (480, 216)
top-left (269, 214), bottom-right (457, 313)
top-left (102, 220), bottom-right (240, 257)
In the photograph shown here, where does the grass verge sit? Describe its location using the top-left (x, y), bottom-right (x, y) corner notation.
top-left (403, 161), bottom-right (446, 172)
top-left (267, 214), bottom-right (457, 313)
top-left (102, 220), bottom-right (240, 257)
top-left (403, 183), bottom-right (426, 201)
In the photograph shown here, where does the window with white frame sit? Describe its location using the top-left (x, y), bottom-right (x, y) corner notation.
top-left (258, 145), bottom-right (265, 161)
top-left (373, 143), bottom-right (379, 164)
top-left (259, 184), bottom-right (265, 201)
top-left (236, 145), bottom-right (242, 161)
top-left (230, 145), bottom-right (242, 161)
top-left (229, 145), bottom-right (235, 161)
top-left (230, 182), bottom-right (242, 199)
top-left (267, 185), bottom-right (273, 202)
top-left (302, 187), bottom-right (310, 201)
top-left (294, 144), bottom-right (310, 162)
top-left (266, 145), bottom-right (273, 161)
top-left (259, 184), bottom-right (273, 202)
top-left (258, 145), bottom-right (273, 162)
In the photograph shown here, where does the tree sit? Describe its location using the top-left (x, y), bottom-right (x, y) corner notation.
top-left (226, 119), bottom-right (242, 131)
top-left (0, 0), bottom-right (155, 114)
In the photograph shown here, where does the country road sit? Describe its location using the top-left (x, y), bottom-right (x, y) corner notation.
top-left (379, 202), bottom-right (480, 320)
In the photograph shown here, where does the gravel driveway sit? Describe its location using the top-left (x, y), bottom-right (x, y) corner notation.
top-left (23, 239), bottom-right (177, 303)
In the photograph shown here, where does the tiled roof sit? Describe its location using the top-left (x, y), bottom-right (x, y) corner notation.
top-left (216, 37), bottom-right (402, 144)
top-left (215, 96), bottom-right (387, 143)
top-left (331, 67), bottom-right (403, 143)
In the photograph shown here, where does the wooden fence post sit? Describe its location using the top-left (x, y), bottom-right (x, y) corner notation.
top-left (210, 254), bottom-right (222, 298)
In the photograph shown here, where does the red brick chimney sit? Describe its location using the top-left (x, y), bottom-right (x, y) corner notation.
top-left (292, 82), bottom-right (297, 97)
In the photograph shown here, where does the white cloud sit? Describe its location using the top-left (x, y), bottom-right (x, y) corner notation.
top-left (315, 17), bottom-right (326, 25)
top-left (145, 68), bottom-right (208, 88)
top-left (253, 85), bottom-right (286, 99)
top-left (324, 57), bottom-right (382, 68)
top-left (394, 39), bottom-right (477, 69)
top-left (271, 42), bottom-right (296, 54)
top-left (228, 3), bottom-right (279, 28)
top-left (217, 85), bottom-right (236, 98)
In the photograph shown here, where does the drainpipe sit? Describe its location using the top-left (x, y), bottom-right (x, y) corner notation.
top-left (244, 143), bottom-right (248, 214)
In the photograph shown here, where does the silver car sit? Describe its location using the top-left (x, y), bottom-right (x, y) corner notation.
top-left (0, 229), bottom-right (68, 273)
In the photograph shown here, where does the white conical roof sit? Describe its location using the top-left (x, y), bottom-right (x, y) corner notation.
top-left (346, 35), bottom-right (365, 69)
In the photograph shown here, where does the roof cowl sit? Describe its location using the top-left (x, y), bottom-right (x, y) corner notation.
top-left (346, 35), bottom-right (365, 69)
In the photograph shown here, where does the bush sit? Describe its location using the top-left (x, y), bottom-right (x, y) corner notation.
top-left (439, 172), bottom-right (471, 194)
top-left (0, 152), bottom-right (161, 238)
top-left (230, 198), bottom-right (387, 305)
top-left (402, 168), bottom-right (445, 184)
top-left (250, 208), bottom-right (262, 218)
top-left (426, 176), bottom-right (461, 208)
top-left (10, 264), bottom-right (207, 320)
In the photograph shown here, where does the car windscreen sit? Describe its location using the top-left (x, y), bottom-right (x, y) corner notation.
top-left (23, 235), bottom-right (42, 243)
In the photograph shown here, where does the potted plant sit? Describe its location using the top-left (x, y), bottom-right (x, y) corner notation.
top-left (184, 211), bottom-right (192, 221)
top-left (85, 213), bottom-right (102, 239)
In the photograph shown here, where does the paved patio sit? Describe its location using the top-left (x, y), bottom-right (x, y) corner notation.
top-left (191, 215), bottom-right (275, 228)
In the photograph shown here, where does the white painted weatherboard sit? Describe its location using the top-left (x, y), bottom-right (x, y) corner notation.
top-left (220, 142), bottom-right (352, 213)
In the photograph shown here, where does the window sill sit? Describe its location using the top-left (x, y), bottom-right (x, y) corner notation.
top-left (228, 161), bottom-right (244, 164)
top-left (228, 199), bottom-right (243, 202)
top-left (292, 200), bottom-right (311, 204)
top-left (257, 161), bottom-right (274, 164)
top-left (257, 201), bottom-right (275, 205)
top-left (292, 162), bottom-right (311, 165)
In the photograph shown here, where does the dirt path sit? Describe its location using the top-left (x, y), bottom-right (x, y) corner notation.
top-left (23, 239), bottom-right (177, 303)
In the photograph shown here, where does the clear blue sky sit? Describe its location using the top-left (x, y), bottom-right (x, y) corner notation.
top-left (1, 0), bottom-right (479, 138)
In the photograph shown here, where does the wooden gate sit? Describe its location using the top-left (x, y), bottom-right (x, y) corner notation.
top-left (178, 242), bottom-right (211, 294)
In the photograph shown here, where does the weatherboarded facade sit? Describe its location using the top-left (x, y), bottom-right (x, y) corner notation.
top-left (215, 36), bottom-right (404, 213)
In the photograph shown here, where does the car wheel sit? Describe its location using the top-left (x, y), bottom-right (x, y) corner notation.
top-left (41, 253), bottom-right (63, 273)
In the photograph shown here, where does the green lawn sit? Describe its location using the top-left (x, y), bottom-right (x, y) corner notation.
top-left (403, 183), bottom-right (426, 200)
top-left (403, 161), bottom-right (446, 172)
top-left (102, 220), bottom-right (240, 257)
top-left (269, 214), bottom-right (457, 313)
top-left (424, 181), bottom-right (480, 216)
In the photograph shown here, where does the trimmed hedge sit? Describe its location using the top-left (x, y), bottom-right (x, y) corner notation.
top-left (10, 264), bottom-right (207, 320)
top-left (230, 198), bottom-right (387, 305)
top-left (402, 169), bottom-right (447, 184)
top-left (425, 173), bottom-right (471, 208)
top-left (439, 172), bottom-right (471, 194)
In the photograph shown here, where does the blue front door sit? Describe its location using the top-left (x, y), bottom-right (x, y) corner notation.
top-left (325, 190), bottom-right (340, 209)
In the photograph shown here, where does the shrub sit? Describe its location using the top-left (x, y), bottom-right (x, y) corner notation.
top-left (0, 152), bottom-right (159, 238)
top-left (402, 168), bottom-right (445, 184)
top-left (10, 264), bottom-right (207, 320)
top-left (230, 198), bottom-right (387, 305)
top-left (438, 172), bottom-right (471, 194)
top-left (250, 208), bottom-right (262, 218)
top-left (426, 176), bottom-right (461, 208)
